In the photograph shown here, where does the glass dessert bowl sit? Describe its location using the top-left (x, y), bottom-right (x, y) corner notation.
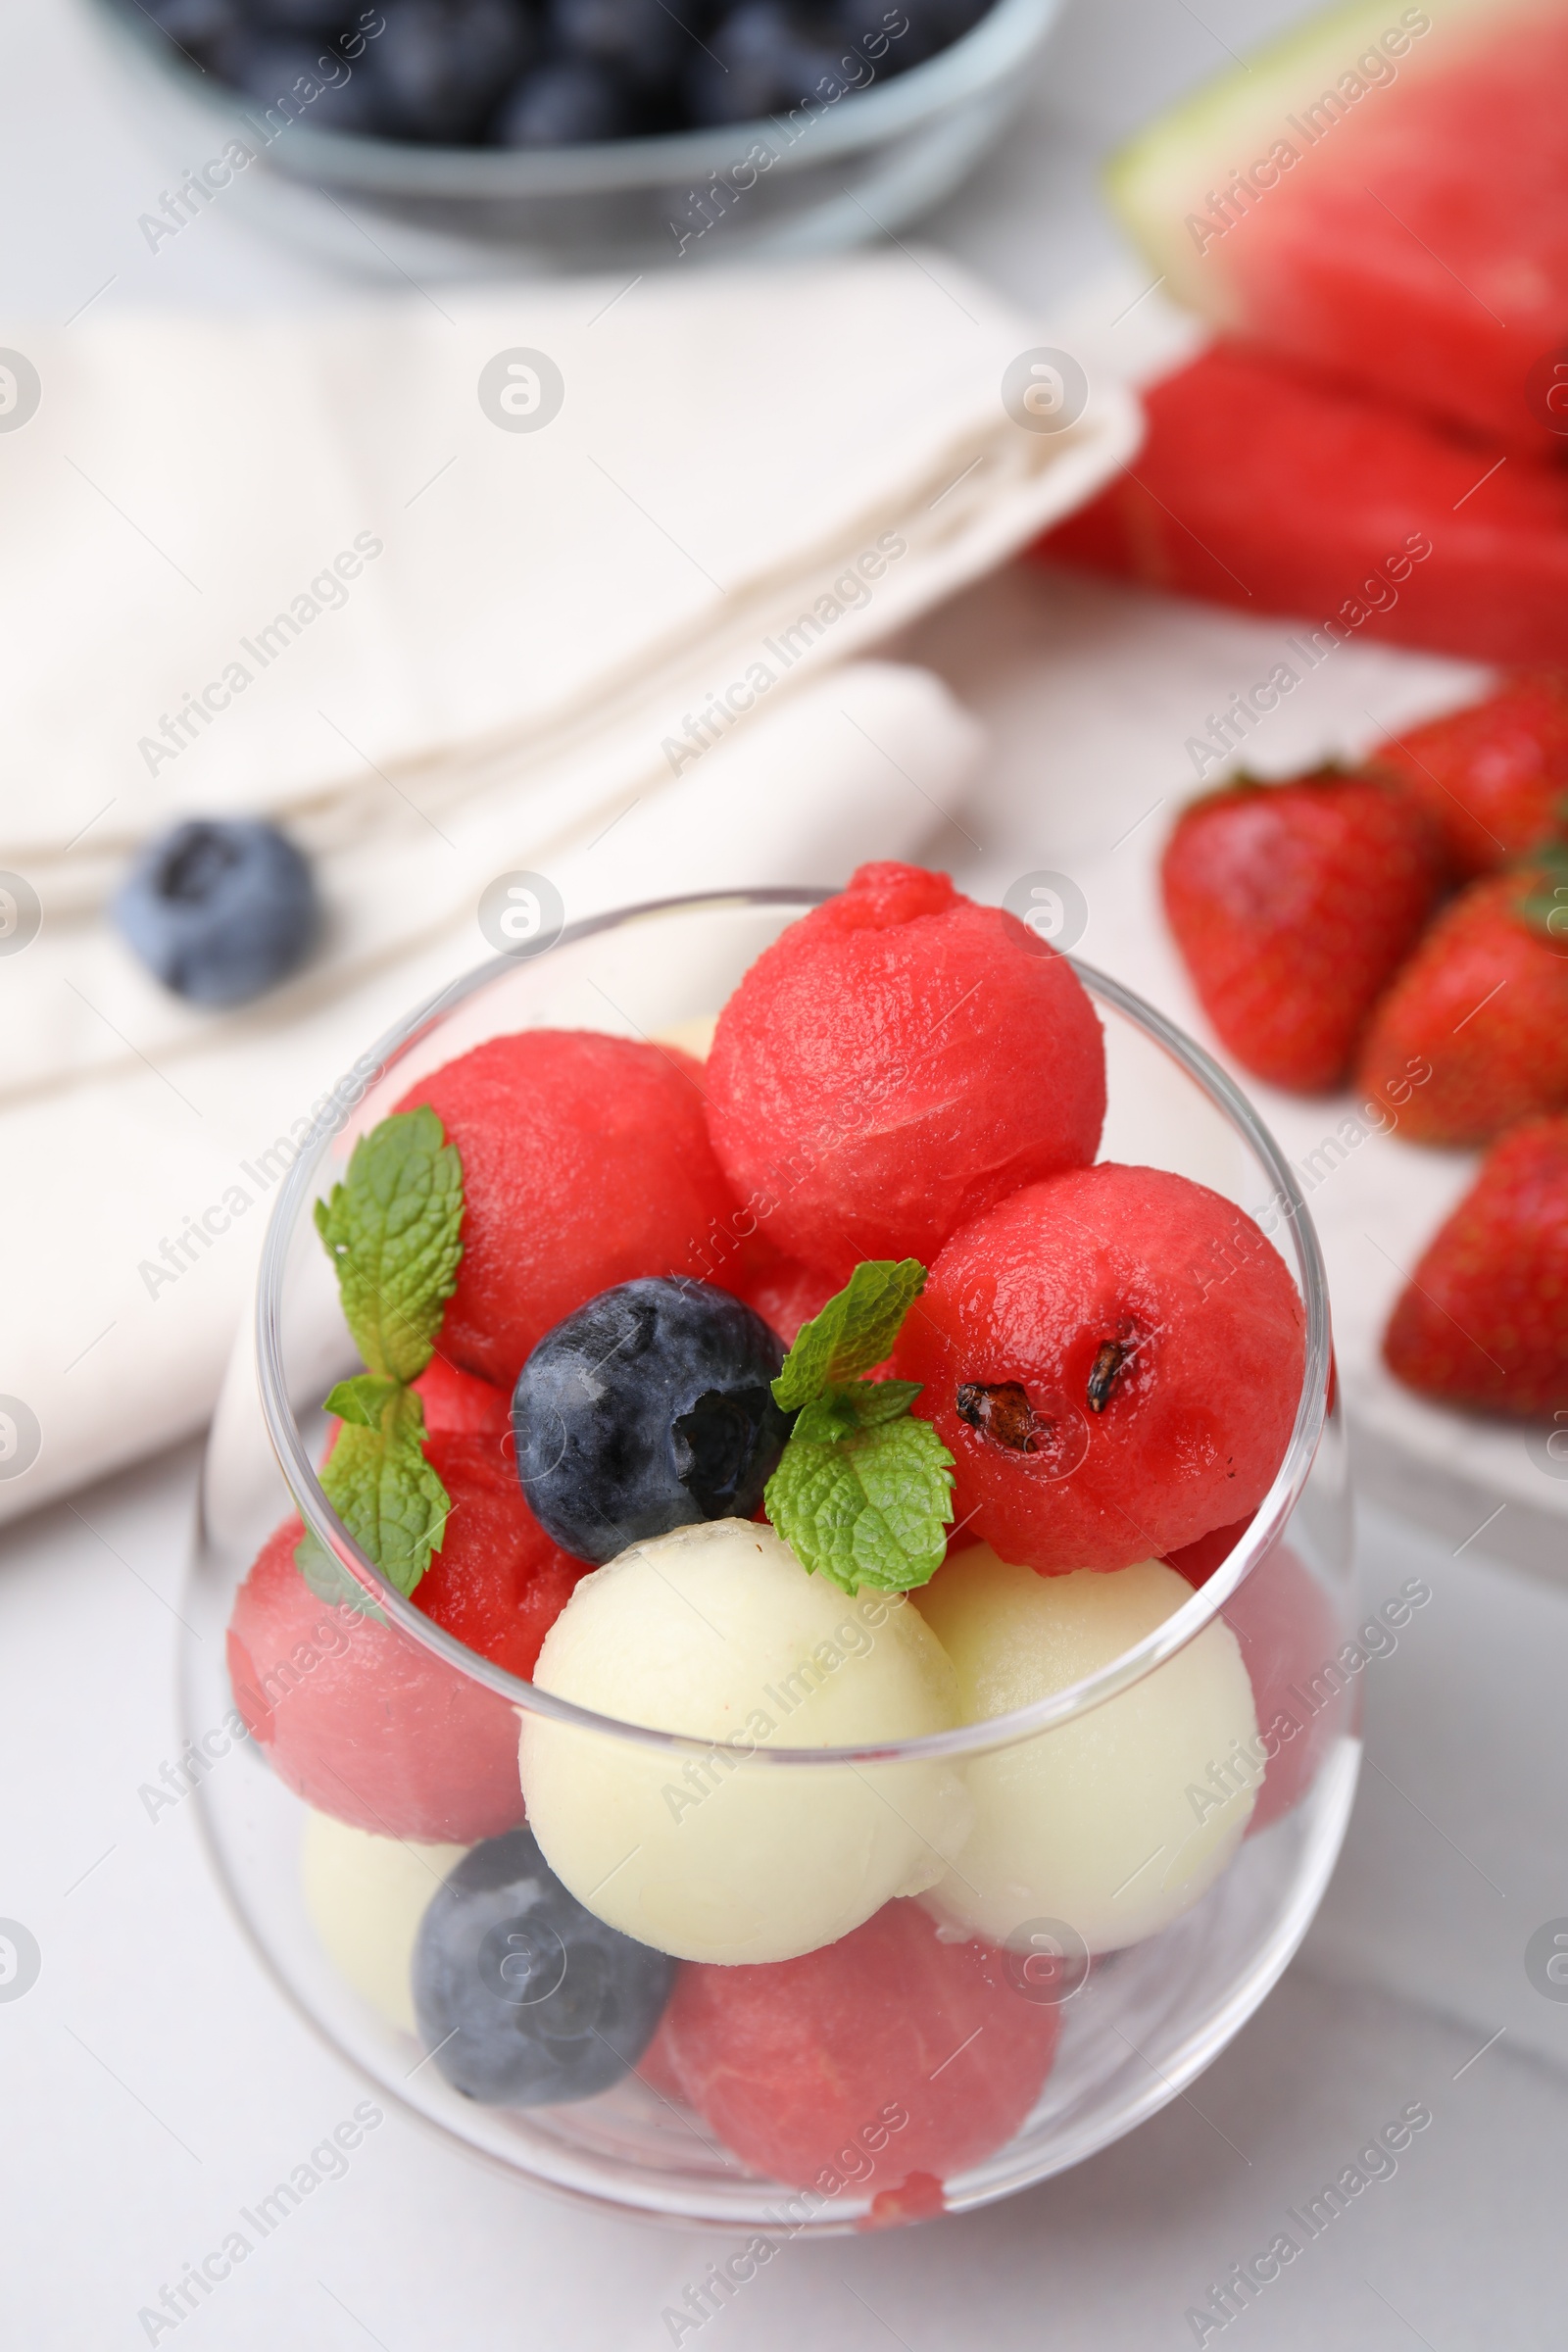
top-left (187, 879), bottom-right (1356, 2228)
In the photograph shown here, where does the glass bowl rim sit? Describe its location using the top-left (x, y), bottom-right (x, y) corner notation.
top-left (88, 0), bottom-right (1061, 198)
top-left (255, 885), bottom-right (1333, 1766)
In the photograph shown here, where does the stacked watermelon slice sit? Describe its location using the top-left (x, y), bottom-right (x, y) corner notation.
top-left (1040, 0), bottom-right (1568, 662)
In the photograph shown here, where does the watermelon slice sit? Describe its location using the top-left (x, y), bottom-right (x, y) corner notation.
top-left (1037, 341), bottom-right (1568, 666)
top-left (1109, 0), bottom-right (1568, 455)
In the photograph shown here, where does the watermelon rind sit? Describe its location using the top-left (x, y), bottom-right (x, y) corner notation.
top-left (1106, 0), bottom-right (1503, 318)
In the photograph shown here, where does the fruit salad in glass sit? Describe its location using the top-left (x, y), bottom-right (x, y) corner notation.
top-left (193, 867), bottom-right (1356, 2224)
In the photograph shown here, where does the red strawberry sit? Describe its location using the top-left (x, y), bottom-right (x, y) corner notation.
top-left (1160, 771), bottom-right (1445, 1092)
top-left (1354, 858), bottom-right (1568, 1145)
top-left (1384, 1117), bottom-right (1568, 1417)
top-left (1366, 672), bottom-right (1568, 878)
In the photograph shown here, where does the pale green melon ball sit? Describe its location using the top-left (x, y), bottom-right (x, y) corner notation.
top-left (301, 1809), bottom-right (466, 2034)
top-left (915, 1547), bottom-right (1257, 1953)
top-left (519, 1519), bottom-right (968, 1964)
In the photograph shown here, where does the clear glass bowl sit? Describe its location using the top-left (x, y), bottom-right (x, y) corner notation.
top-left (84, 0), bottom-right (1061, 274)
top-left (188, 888), bottom-right (1356, 2228)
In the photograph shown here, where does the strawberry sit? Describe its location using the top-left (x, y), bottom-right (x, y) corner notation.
top-left (1384, 1117), bottom-right (1568, 1417)
top-left (1366, 671), bottom-right (1568, 878)
top-left (1354, 855), bottom-right (1568, 1145)
top-left (1159, 771), bottom-right (1445, 1092)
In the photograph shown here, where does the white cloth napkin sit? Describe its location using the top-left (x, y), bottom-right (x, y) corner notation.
top-left (0, 252), bottom-right (1140, 1523)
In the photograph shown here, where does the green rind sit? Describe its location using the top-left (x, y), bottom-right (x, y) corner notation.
top-left (1106, 0), bottom-right (1501, 318)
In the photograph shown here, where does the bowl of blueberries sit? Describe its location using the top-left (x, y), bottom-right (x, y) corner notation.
top-left (91, 0), bottom-right (1061, 270)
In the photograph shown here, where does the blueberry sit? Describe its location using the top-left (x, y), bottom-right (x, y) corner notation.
top-left (547, 0), bottom-right (697, 91)
top-left (215, 30), bottom-right (390, 127)
top-left (836, 0), bottom-right (987, 65)
top-left (412, 1830), bottom-right (675, 2105)
top-left (239, 0), bottom-right (355, 30)
top-left (492, 56), bottom-right (640, 143)
top-left (513, 1277), bottom-right (792, 1563)
top-left (145, 0), bottom-right (244, 52)
top-left (113, 819), bottom-right (318, 1006)
top-left (682, 0), bottom-right (847, 125)
top-left (368, 0), bottom-right (535, 140)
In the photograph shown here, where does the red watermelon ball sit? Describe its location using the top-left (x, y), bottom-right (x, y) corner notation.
top-left (411, 1355), bottom-right (512, 1440)
top-left (414, 1430), bottom-right (593, 1684)
top-left (651, 1900), bottom-right (1060, 2192)
top-left (1168, 1538), bottom-right (1350, 1837)
top-left (395, 1030), bottom-right (740, 1387)
top-left (226, 1518), bottom-right (527, 1843)
top-left (737, 1255), bottom-right (839, 1347)
top-left (705, 863), bottom-right (1106, 1282)
top-left (896, 1164), bottom-right (1305, 1572)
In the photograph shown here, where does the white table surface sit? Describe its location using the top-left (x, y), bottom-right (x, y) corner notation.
top-left (6, 2), bottom-right (1568, 2345)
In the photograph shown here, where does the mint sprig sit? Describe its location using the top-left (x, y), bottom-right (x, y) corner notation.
top-left (316, 1380), bottom-right (451, 1599)
top-left (296, 1107), bottom-right (464, 1604)
top-left (314, 1105), bottom-right (463, 1382)
top-left (771, 1258), bottom-right (926, 1409)
top-left (763, 1259), bottom-right (954, 1594)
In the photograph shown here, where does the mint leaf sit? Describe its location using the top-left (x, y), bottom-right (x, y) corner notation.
top-left (296, 1380), bottom-right (450, 1601)
top-left (792, 1378), bottom-right (923, 1446)
top-left (323, 1372), bottom-right (402, 1428)
top-left (842, 1377), bottom-right (923, 1427)
top-left (314, 1106), bottom-right (463, 1384)
top-left (772, 1259), bottom-right (926, 1411)
top-left (765, 1414), bottom-right (954, 1594)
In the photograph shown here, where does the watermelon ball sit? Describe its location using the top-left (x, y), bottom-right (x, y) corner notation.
top-left (394, 1031), bottom-right (738, 1388)
top-left (414, 1431), bottom-right (593, 1682)
top-left (739, 1256), bottom-right (838, 1348)
top-left (652, 1900), bottom-right (1060, 2191)
top-left (412, 1355), bottom-right (513, 1441)
top-left (1160, 1510), bottom-right (1256, 1587)
top-left (226, 1518), bottom-right (526, 1843)
top-left (513, 1277), bottom-right (791, 1564)
top-left (704, 862), bottom-right (1106, 1283)
top-left (412, 1829), bottom-right (675, 2107)
top-left (113, 818), bottom-right (318, 1006)
top-left (895, 1164), bottom-right (1305, 1572)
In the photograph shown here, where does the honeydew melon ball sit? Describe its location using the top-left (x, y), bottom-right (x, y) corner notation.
top-left (519, 1519), bottom-right (969, 1965)
top-left (915, 1548), bottom-right (1257, 1954)
top-left (301, 1809), bottom-right (467, 2034)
